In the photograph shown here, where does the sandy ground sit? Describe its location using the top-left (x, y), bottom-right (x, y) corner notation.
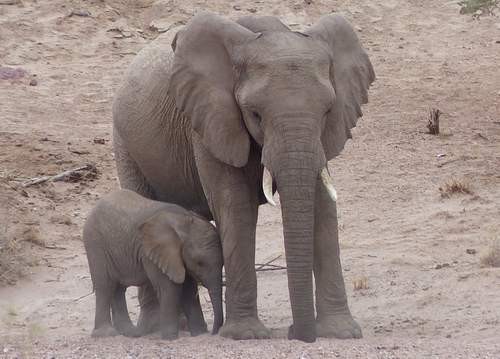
top-left (1, 0), bottom-right (500, 357)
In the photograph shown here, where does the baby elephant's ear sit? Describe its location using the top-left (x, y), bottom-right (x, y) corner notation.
top-left (139, 212), bottom-right (186, 284)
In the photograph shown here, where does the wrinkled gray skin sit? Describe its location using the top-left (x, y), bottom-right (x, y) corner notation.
top-left (83, 189), bottom-right (224, 340)
top-left (113, 12), bottom-right (374, 342)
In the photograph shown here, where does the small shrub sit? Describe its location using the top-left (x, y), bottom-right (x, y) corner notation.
top-left (439, 179), bottom-right (473, 198)
top-left (481, 237), bottom-right (500, 268)
top-left (459, 0), bottom-right (499, 15)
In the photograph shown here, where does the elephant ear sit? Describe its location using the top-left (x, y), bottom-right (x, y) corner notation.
top-left (236, 15), bottom-right (290, 33)
top-left (169, 12), bottom-right (260, 168)
top-left (306, 14), bottom-right (375, 160)
top-left (140, 212), bottom-right (186, 284)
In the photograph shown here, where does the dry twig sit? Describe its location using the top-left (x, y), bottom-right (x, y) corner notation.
top-left (21, 164), bottom-right (98, 187)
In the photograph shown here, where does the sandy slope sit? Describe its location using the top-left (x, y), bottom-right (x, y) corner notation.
top-left (1, 0), bottom-right (499, 357)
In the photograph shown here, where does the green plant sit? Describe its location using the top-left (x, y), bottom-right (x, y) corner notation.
top-left (458, 0), bottom-right (499, 15)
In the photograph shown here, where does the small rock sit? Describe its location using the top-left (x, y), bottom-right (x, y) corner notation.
top-left (466, 248), bottom-right (476, 255)
top-left (233, 5), bottom-right (241, 10)
top-left (0, 66), bottom-right (26, 80)
top-left (304, 0), bottom-right (313, 4)
top-left (355, 26), bottom-right (362, 32)
top-left (435, 263), bottom-right (450, 269)
top-left (69, 9), bottom-right (91, 17)
top-left (247, 7), bottom-right (257, 13)
top-left (29, 77), bottom-right (38, 86)
top-left (93, 137), bottom-right (106, 145)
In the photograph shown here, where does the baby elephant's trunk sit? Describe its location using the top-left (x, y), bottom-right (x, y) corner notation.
top-left (209, 286), bottom-right (223, 334)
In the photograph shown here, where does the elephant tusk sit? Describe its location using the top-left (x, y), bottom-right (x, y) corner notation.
top-left (262, 167), bottom-right (276, 207)
top-left (320, 167), bottom-right (337, 202)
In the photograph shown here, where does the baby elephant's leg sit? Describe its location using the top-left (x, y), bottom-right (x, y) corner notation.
top-left (182, 274), bottom-right (207, 336)
top-left (136, 282), bottom-right (160, 335)
top-left (143, 262), bottom-right (183, 340)
top-left (158, 282), bottom-right (182, 340)
top-left (92, 284), bottom-right (118, 337)
top-left (111, 285), bottom-right (141, 337)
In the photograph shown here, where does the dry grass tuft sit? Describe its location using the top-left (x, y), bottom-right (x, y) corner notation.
top-left (439, 178), bottom-right (473, 198)
top-left (480, 237), bottom-right (500, 268)
top-left (0, 186), bottom-right (32, 286)
top-left (22, 227), bottom-right (45, 247)
top-left (353, 277), bottom-right (369, 290)
top-left (427, 108), bottom-right (441, 135)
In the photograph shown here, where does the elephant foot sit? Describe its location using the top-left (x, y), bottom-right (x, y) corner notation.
top-left (119, 325), bottom-right (142, 338)
top-left (287, 324), bottom-right (316, 343)
top-left (137, 308), bottom-right (160, 335)
top-left (189, 320), bottom-right (208, 337)
top-left (190, 326), bottom-right (208, 337)
top-left (91, 325), bottom-right (119, 338)
top-left (161, 328), bottom-right (179, 340)
top-left (219, 317), bottom-right (270, 340)
top-left (316, 313), bottom-right (362, 339)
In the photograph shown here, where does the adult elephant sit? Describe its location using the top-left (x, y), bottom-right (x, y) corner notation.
top-left (112, 12), bottom-right (374, 343)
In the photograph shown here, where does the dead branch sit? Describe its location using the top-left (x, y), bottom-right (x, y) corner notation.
top-left (21, 164), bottom-right (97, 187)
top-left (427, 108), bottom-right (441, 135)
top-left (255, 266), bottom-right (287, 272)
top-left (222, 257), bottom-right (287, 286)
top-left (255, 254), bottom-right (282, 271)
top-left (73, 291), bottom-right (93, 302)
top-left (43, 245), bottom-right (67, 250)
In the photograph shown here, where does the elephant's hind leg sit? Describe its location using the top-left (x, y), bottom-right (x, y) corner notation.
top-left (92, 284), bottom-right (119, 338)
top-left (313, 179), bottom-right (362, 339)
top-left (113, 129), bottom-right (156, 199)
top-left (111, 285), bottom-right (141, 337)
top-left (136, 281), bottom-right (161, 335)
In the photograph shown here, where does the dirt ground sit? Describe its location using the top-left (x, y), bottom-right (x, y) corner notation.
top-left (1, 0), bottom-right (499, 357)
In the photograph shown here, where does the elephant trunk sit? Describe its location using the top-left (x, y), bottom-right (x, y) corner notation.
top-left (261, 115), bottom-right (327, 343)
top-left (208, 286), bottom-right (224, 334)
top-left (268, 134), bottom-right (325, 342)
top-left (276, 165), bottom-right (316, 342)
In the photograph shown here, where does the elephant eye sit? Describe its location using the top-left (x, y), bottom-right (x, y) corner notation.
top-left (252, 111), bottom-right (262, 123)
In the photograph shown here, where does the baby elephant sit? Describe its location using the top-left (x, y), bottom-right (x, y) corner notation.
top-left (83, 189), bottom-right (223, 340)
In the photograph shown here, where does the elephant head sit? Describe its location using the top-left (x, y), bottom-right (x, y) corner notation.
top-left (140, 211), bottom-right (224, 334)
top-left (169, 12), bottom-right (374, 342)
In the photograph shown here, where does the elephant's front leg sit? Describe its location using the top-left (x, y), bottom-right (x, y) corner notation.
top-left (181, 274), bottom-right (207, 336)
top-left (193, 138), bottom-right (270, 340)
top-left (136, 282), bottom-right (160, 335)
top-left (313, 178), bottom-right (362, 339)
